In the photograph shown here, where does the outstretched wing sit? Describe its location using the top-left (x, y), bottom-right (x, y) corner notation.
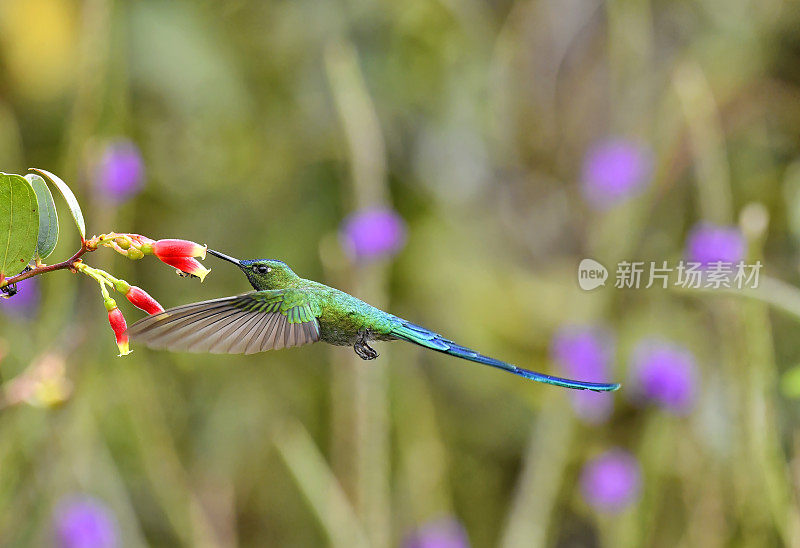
top-left (126, 289), bottom-right (321, 355)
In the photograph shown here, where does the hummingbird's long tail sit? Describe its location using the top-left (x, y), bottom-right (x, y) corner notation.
top-left (389, 319), bottom-right (620, 392)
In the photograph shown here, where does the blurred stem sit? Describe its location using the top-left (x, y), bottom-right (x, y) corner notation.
top-left (714, 301), bottom-right (762, 543)
top-left (325, 40), bottom-right (388, 207)
top-left (500, 393), bottom-right (575, 548)
top-left (613, 413), bottom-right (671, 547)
top-left (393, 363), bottom-right (452, 524)
top-left (737, 297), bottom-right (800, 545)
top-left (734, 223), bottom-right (800, 546)
top-left (606, 0), bottom-right (654, 120)
top-left (274, 419), bottom-right (371, 548)
top-left (65, 392), bottom-right (150, 547)
top-left (679, 252), bottom-right (800, 541)
top-left (62, 0), bottom-right (113, 176)
top-left (676, 276), bottom-right (800, 323)
top-left (681, 436), bottom-right (726, 548)
top-left (673, 61), bottom-right (733, 224)
top-left (325, 39), bottom-right (392, 547)
top-left (113, 362), bottom-right (222, 547)
top-left (590, 198), bottom-right (653, 274)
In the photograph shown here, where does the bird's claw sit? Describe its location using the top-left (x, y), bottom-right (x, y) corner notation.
top-left (354, 332), bottom-right (378, 360)
top-left (354, 343), bottom-right (378, 360)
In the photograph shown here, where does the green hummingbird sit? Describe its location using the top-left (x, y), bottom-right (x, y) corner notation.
top-left (127, 250), bottom-right (620, 392)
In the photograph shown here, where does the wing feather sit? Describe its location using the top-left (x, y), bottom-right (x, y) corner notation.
top-left (174, 310), bottom-right (245, 352)
top-left (245, 314), bottom-right (274, 355)
top-left (251, 313), bottom-right (276, 352)
top-left (294, 322), bottom-right (305, 347)
top-left (252, 313), bottom-right (277, 352)
top-left (307, 321), bottom-right (320, 341)
top-left (271, 318), bottom-right (286, 351)
top-left (135, 307), bottom-right (235, 347)
top-left (285, 321), bottom-right (295, 348)
top-left (127, 290), bottom-right (321, 355)
top-left (289, 323), bottom-right (314, 348)
top-left (126, 303), bottom-right (231, 338)
top-left (208, 314), bottom-right (260, 354)
top-left (223, 313), bottom-right (267, 354)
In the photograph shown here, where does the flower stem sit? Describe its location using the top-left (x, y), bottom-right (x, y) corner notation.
top-left (0, 241), bottom-right (93, 290)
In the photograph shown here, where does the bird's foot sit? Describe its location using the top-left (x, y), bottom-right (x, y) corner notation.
top-left (354, 332), bottom-right (378, 360)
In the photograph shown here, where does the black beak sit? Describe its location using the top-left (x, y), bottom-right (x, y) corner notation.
top-left (207, 249), bottom-right (243, 266)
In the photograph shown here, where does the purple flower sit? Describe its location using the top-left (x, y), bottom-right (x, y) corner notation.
top-left (404, 518), bottom-right (470, 548)
top-left (551, 326), bottom-right (615, 423)
top-left (628, 339), bottom-right (697, 414)
top-left (53, 495), bottom-right (119, 548)
top-left (581, 139), bottom-right (653, 210)
top-left (93, 139), bottom-right (145, 202)
top-left (0, 277), bottom-right (40, 318)
top-left (580, 449), bottom-right (641, 513)
top-left (340, 207), bottom-right (407, 261)
top-left (685, 223), bottom-right (745, 266)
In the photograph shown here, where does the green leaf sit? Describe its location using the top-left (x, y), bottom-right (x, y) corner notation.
top-left (29, 168), bottom-right (85, 240)
top-left (25, 174), bottom-right (59, 260)
top-left (0, 173), bottom-right (40, 277)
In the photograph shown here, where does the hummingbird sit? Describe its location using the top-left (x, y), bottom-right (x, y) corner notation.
top-left (127, 250), bottom-right (620, 392)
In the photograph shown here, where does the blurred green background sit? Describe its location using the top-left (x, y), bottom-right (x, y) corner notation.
top-left (2, 0), bottom-right (800, 546)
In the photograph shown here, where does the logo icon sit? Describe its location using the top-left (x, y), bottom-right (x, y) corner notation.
top-left (578, 259), bottom-right (608, 291)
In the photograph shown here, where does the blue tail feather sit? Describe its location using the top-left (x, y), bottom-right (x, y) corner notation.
top-left (390, 320), bottom-right (620, 392)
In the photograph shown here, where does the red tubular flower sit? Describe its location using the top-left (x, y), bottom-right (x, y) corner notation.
top-left (106, 304), bottom-right (131, 356)
top-left (161, 256), bottom-right (210, 281)
top-left (144, 239), bottom-right (210, 281)
top-left (125, 286), bottom-right (164, 315)
top-left (152, 239), bottom-right (207, 259)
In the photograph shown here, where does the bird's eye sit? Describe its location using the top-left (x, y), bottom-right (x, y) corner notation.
top-left (254, 265), bottom-right (271, 274)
